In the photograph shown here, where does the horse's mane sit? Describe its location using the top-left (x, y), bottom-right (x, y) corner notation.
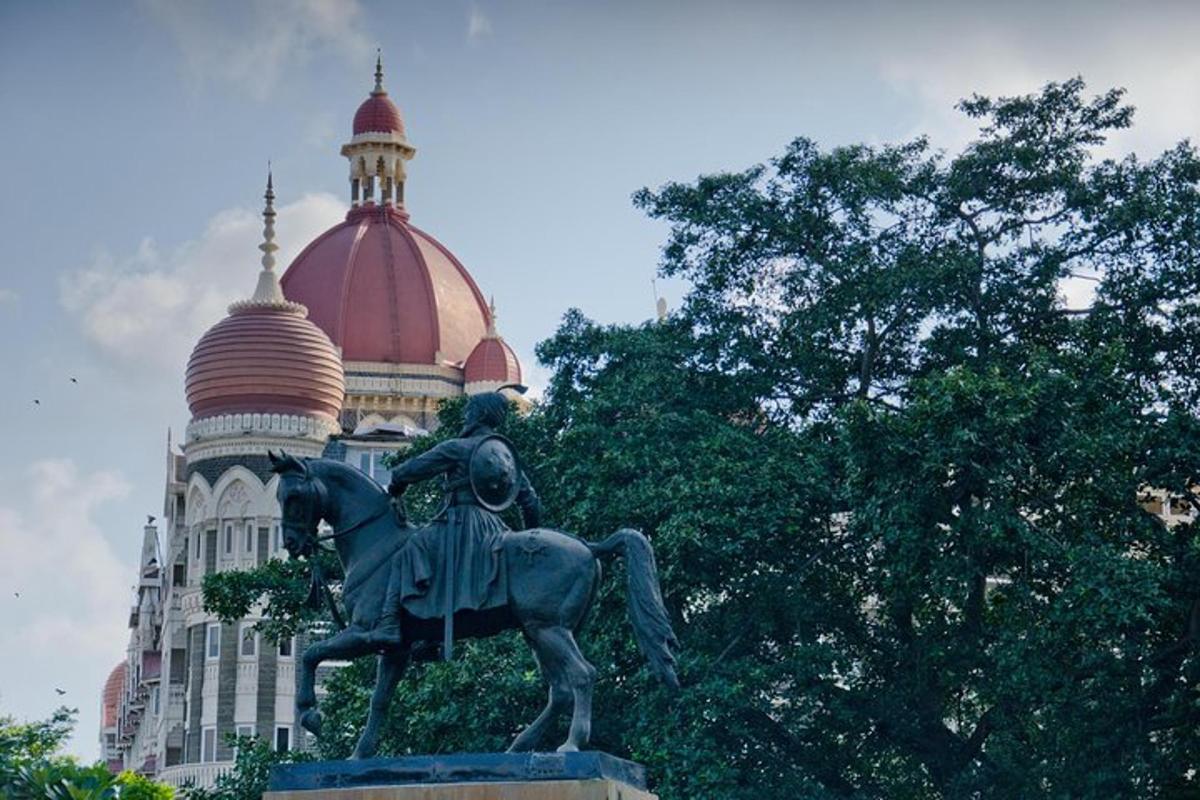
top-left (308, 457), bottom-right (388, 499)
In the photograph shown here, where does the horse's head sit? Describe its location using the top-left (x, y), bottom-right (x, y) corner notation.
top-left (269, 450), bottom-right (325, 559)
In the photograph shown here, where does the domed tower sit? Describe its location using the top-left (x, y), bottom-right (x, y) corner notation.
top-left (186, 173), bottom-right (345, 462)
top-left (164, 175), bottom-right (343, 777)
top-left (281, 56), bottom-right (508, 431)
top-left (463, 299), bottom-right (522, 395)
top-left (100, 662), bottom-right (126, 772)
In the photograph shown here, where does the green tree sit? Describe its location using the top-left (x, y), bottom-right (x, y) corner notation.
top-left (5, 763), bottom-right (119, 800)
top-left (0, 706), bottom-right (75, 773)
top-left (627, 77), bottom-right (1200, 797)
top-left (115, 771), bottom-right (173, 800)
top-left (203, 78), bottom-right (1200, 798)
top-left (0, 707), bottom-right (174, 800)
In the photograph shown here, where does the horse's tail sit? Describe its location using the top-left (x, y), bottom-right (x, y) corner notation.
top-left (589, 528), bottom-right (680, 690)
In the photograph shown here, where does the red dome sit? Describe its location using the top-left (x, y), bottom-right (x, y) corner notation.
top-left (464, 336), bottom-right (521, 384)
top-left (102, 662), bottom-right (126, 728)
top-left (281, 206), bottom-right (491, 365)
top-left (353, 91), bottom-right (404, 136)
top-left (186, 303), bottom-right (345, 421)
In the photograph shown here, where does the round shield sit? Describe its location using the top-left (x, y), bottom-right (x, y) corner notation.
top-left (468, 434), bottom-right (520, 512)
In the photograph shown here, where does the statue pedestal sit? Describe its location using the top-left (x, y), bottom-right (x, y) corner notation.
top-left (264, 752), bottom-right (657, 800)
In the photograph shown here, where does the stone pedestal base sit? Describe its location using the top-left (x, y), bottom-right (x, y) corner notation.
top-left (264, 752), bottom-right (656, 800)
top-left (265, 778), bottom-right (654, 800)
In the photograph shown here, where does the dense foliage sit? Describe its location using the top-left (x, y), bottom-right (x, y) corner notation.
top-left (0, 707), bottom-right (173, 799)
top-left (204, 78), bottom-right (1200, 798)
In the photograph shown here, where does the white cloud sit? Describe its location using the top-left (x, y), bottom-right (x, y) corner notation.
top-left (0, 459), bottom-right (132, 758)
top-left (467, 4), bottom-right (493, 42)
top-left (877, 32), bottom-right (1045, 152)
top-left (872, 8), bottom-right (1200, 158)
top-left (303, 112), bottom-right (339, 150)
top-left (142, 0), bottom-right (372, 100)
top-left (515, 347), bottom-right (551, 401)
top-left (61, 193), bottom-right (346, 377)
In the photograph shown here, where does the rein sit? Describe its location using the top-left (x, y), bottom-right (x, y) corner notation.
top-left (301, 487), bottom-right (391, 631)
top-left (315, 504), bottom-right (391, 542)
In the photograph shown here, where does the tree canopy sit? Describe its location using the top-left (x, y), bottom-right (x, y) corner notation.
top-left (0, 707), bottom-right (173, 800)
top-left (204, 78), bottom-right (1200, 798)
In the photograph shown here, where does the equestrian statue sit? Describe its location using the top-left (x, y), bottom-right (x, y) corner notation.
top-left (268, 390), bottom-right (679, 758)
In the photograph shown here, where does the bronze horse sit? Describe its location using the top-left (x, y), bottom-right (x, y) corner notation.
top-left (268, 451), bottom-right (678, 757)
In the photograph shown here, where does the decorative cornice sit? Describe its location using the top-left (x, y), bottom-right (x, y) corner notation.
top-left (465, 379), bottom-right (508, 395)
top-left (186, 412), bottom-right (340, 445)
top-left (341, 360), bottom-right (464, 379)
top-left (341, 132), bottom-right (414, 150)
top-left (345, 373), bottom-right (463, 398)
top-left (184, 439), bottom-right (326, 468)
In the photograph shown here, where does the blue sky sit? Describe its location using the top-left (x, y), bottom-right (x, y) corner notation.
top-left (1, 0), bottom-right (1198, 759)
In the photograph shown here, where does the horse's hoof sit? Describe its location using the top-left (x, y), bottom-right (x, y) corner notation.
top-left (300, 709), bottom-right (323, 737)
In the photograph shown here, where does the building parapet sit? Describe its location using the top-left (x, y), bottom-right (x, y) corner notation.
top-left (158, 762), bottom-right (233, 790)
top-left (186, 412), bottom-right (340, 445)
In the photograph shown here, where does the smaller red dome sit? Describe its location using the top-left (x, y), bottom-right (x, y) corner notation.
top-left (464, 335), bottom-right (521, 384)
top-left (102, 662), bottom-right (126, 728)
top-left (186, 302), bottom-right (345, 422)
top-left (353, 91), bottom-right (404, 136)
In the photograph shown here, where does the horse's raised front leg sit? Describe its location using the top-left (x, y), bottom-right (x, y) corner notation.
top-left (352, 647), bottom-right (409, 759)
top-left (298, 627), bottom-right (374, 737)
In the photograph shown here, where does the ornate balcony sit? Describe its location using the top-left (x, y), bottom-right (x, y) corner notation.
top-left (157, 762), bottom-right (234, 790)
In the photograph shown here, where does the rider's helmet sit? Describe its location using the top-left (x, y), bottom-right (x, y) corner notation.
top-left (461, 384), bottom-right (525, 435)
top-left (463, 392), bottom-right (508, 432)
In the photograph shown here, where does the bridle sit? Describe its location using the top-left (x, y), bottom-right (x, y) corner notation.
top-left (282, 471), bottom-right (389, 631)
top-left (286, 473), bottom-right (390, 547)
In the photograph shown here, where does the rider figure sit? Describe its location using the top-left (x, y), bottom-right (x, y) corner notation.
top-left (371, 390), bottom-right (541, 646)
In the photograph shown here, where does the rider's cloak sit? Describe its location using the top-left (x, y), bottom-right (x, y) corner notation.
top-left (372, 428), bottom-right (539, 620)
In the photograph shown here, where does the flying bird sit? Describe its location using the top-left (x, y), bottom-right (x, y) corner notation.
top-left (55, 688), bottom-right (66, 696)
top-left (32, 399), bottom-right (39, 405)
top-left (147, 514), bottom-right (156, 525)
top-left (13, 592), bottom-right (19, 598)
top-left (69, 377), bottom-right (78, 384)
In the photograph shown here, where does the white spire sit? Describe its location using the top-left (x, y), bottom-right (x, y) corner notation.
top-left (250, 167), bottom-right (287, 304)
top-left (231, 168), bottom-right (307, 315)
top-left (486, 296), bottom-right (498, 337)
top-left (374, 49), bottom-right (384, 94)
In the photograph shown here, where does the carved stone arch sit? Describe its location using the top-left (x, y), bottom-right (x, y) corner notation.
top-left (211, 466), bottom-right (265, 519)
top-left (185, 476), bottom-right (212, 526)
top-left (354, 413), bottom-right (386, 434)
top-left (218, 480), bottom-right (251, 519)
